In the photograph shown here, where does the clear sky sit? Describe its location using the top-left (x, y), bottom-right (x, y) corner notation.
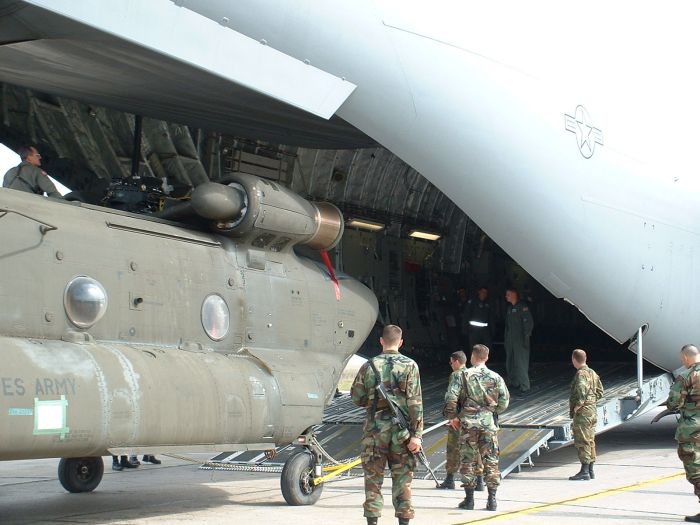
top-left (0, 143), bottom-right (71, 195)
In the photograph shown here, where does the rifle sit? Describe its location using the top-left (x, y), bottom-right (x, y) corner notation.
top-left (368, 359), bottom-right (440, 487)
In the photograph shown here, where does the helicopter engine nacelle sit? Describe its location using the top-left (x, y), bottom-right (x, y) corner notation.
top-left (190, 173), bottom-right (343, 251)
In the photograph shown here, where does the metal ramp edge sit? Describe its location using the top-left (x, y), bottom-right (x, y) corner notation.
top-left (497, 426), bottom-right (554, 478)
top-left (201, 425), bottom-right (555, 481)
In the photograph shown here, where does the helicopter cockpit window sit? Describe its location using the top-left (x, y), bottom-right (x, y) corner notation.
top-left (202, 294), bottom-right (230, 341)
top-left (63, 276), bottom-right (108, 329)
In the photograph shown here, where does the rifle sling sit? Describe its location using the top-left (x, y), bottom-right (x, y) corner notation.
top-left (369, 359), bottom-right (380, 423)
top-left (368, 358), bottom-right (404, 423)
top-left (459, 368), bottom-right (495, 415)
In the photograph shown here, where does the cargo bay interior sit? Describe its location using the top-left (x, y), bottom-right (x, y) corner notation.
top-left (0, 82), bottom-right (667, 477)
top-left (0, 82), bottom-right (619, 364)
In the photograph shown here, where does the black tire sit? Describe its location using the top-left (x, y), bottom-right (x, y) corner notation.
top-left (280, 451), bottom-right (323, 505)
top-left (58, 457), bottom-right (104, 493)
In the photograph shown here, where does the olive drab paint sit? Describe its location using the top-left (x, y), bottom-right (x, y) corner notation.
top-left (0, 174), bottom-right (378, 461)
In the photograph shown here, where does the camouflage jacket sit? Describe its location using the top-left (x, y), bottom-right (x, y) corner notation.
top-left (442, 366), bottom-right (466, 418)
top-left (667, 362), bottom-right (700, 443)
top-left (569, 365), bottom-right (604, 417)
top-left (444, 364), bottom-right (509, 432)
top-left (350, 350), bottom-right (423, 439)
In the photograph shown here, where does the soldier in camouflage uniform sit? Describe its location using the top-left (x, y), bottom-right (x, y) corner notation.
top-left (667, 344), bottom-right (700, 523)
top-left (439, 350), bottom-right (485, 491)
top-left (444, 344), bottom-right (509, 512)
top-left (350, 325), bottom-right (423, 525)
top-left (568, 349), bottom-right (604, 481)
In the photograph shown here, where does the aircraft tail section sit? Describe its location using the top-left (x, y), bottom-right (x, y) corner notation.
top-left (0, 1), bottom-right (372, 148)
top-left (23, 0), bottom-right (356, 119)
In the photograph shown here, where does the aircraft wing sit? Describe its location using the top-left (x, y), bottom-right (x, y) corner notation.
top-left (0, 0), bottom-right (373, 148)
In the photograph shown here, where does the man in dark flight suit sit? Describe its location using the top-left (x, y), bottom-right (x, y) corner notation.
top-left (504, 288), bottom-right (534, 394)
top-left (463, 286), bottom-right (493, 351)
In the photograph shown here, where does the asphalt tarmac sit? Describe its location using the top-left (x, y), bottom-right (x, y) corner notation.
top-left (0, 407), bottom-right (696, 525)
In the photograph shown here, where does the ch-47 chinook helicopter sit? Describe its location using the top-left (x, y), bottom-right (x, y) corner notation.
top-left (0, 174), bottom-right (378, 501)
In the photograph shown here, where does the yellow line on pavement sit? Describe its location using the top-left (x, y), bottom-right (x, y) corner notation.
top-left (425, 435), bottom-right (448, 455)
top-left (451, 471), bottom-right (686, 524)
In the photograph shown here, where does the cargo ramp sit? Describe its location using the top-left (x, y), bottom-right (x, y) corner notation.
top-left (203, 362), bottom-right (672, 480)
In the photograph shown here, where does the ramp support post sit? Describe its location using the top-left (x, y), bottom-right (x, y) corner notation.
top-left (637, 325), bottom-right (644, 401)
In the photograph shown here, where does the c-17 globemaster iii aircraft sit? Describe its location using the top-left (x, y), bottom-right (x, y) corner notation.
top-left (0, 0), bottom-right (698, 501)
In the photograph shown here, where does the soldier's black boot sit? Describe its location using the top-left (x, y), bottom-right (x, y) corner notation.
top-left (398, 519), bottom-right (410, 525)
top-left (120, 456), bottom-right (139, 469)
top-left (588, 462), bottom-right (595, 479)
top-left (438, 473), bottom-right (455, 489)
top-left (685, 513), bottom-right (700, 523)
top-left (569, 463), bottom-right (591, 480)
top-left (486, 487), bottom-right (497, 511)
top-left (143, 455), bottom-right (162, 464)
top-left (111, 456), bottom-right (123, 471)
top-left (475, 475), bottom-right (485, 491)
top-left (458, 488), bottom-right (475, 510)
top-left (366, 517), bottom-right (378, 525)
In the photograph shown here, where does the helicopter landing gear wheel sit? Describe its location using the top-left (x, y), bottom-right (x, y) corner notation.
top-left (58, 457), bottom-right (104, 493)
top-left (280, 451), bottom-right (323, 505)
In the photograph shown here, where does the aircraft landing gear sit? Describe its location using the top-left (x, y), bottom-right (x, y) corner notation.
top-left (280, 428), bottom-right (326, 506)
top-left (58, 457), bottom-right (104, 493)
top-left (280, 450), bottom-right (324, 506)
top-left (279, 420), bottom-right (447, 506)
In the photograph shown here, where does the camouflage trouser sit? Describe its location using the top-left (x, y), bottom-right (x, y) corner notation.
top-left (447, 426), bottom-right (482, 475)
top-left (678, 441), bottom-right (700, 501)
top-left (361, 428), bottom-right (417, 519)
top-left (459, 427), bottom-right (499, 488)
top-left (572, 406), bottom-right (597, 463)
